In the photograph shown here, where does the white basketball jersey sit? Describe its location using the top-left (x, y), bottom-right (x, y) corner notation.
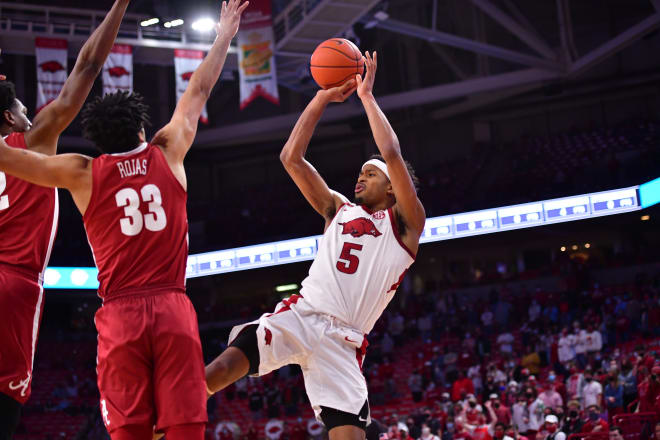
top-left (300, 203), bottom-right (416, 334)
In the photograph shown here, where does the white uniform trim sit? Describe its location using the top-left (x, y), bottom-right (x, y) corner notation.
top-left (109, 142), bottom-right (148, 157)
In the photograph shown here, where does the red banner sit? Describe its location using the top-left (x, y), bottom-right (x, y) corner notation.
top-left (174, 50), bottom-right (209, 124)
top-left (102, 44), bottom-right (133, 95)
top-left (35, 38), bottom-right (68, 113)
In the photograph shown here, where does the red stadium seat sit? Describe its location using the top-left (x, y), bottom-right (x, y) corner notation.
top-left (567, 433), bottom-right (608, 440)
top-left (612, 412), bottom-right (659, 440)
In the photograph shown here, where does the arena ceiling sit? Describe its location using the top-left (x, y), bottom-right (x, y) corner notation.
top-left (1, 0), bottom-right (660, 144)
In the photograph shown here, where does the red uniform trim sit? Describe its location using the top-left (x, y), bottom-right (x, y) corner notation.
top-left (359, 204), bottom-right (374, 215)
top-left (355, 335), bottom-right (369, 370)
top-left (387, 208), bottom-right (416, 259)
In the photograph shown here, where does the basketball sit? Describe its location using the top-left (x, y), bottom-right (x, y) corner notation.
top-left (310, 38), bottom-right (365, 90)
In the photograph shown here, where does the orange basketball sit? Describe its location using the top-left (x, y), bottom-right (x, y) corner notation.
top-left (310, 38), bottom-right (365, 90)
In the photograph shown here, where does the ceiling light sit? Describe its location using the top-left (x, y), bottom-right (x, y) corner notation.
top-left (641, 215), bottom-right (650, 221)
top-left (275, 284), bottom-right (299, 293)
top-left (192, 18), bottom-right (215, 32)
top-left (560, 246), bottom-right (566, 252)
top-left (571, 245), bottom-right (578, 251)
top-left (164, 19), bottom-right (184, 28)
top-left (140, 18), bottom-right (159, 27)
top-left (585, 243), bottom-right (591, 249)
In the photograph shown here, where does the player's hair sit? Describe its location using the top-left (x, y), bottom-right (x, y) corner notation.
top-left (81, 91), bottom-right (151, 154)
top-left (0, 81), bottom-right (17, 122)
top-left (369, 154), bottom-right (420, 193)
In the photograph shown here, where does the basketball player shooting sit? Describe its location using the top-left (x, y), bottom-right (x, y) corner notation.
top-left (0, 1), bottom-right (129, 437)
top-left (0, 1), bottom-right (248, 439)
top-left (204, 51), bottom-right (426, 440)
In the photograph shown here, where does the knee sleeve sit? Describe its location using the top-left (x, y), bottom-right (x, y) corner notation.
top-left (228, 324), bottom-right (260, 375)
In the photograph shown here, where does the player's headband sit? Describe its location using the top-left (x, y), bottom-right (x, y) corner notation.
top-left (362, 159), bottom-right (390, 180)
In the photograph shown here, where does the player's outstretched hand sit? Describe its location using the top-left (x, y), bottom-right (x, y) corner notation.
top-left (356, 51), bottom-right (377, 99)
top-left (318, 79), bottom-right (357, 103)
top-left (216, 0), bottom-right (250, 40)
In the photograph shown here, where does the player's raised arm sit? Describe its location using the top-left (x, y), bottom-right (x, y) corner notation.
top-left (153, 0), bottom-right (248, 166)
top-left (25, 0), bottom-right (130, 155)
top-left (280, 81), bottom-right (356, 224)
top-left (356, 51), bottom-right (426, 235)
top-left (0, 138), bottom-right (91, 206)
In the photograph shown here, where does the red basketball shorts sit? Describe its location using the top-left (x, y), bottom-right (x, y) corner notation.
top-left (0, 265), bottom-right (44, 404)
top-left (95, 291), bottom-right (207, 433)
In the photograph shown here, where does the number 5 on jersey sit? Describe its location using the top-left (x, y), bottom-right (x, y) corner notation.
top-left (0, 172), bottom-right (9, 211)
top-left (336, 242), bottom-right (363, 274)
top-left (115, 184), bottom-right (167, 236)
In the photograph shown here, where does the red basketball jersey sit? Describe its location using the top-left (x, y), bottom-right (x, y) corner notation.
top-left (0, 133), bottom-right (59, 281)
top-left (83, 143), bottom-right (188, 300)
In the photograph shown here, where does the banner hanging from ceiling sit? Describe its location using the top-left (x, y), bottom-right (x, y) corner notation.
top-left (237, 0), bottom-right (280, 110)
top-left (174, 49), bottom-right (209, 124)
top-left (35, 38), bottom-right (68, 113)
top-left (102, 44), bottom-right (133, 95)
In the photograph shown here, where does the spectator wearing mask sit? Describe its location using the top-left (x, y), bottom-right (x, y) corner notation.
top-left (453, 370), bottom-right (476, 402)
top-left (620, 361), bottom-right (637, 409)
top-left (497, 331), bottom-right (515, 357)
top-left (538, 384), bottom-right (563, 412)
top-left (637, 365), bottom-right (660, 413)
top-left (582, 370), bottom-right (602, 410)
top-left (608, 426), bottom-right (624, 440)
top-left (410, 370), bottom-right (424, 403)
top-left (584, 325), bottom-right (602, 362)
top-left (464, 395), bottom-right (484, 429)
top-left (529, 300), bottom-right (541, 322)
top-left (558, 328), bottom-right (576, 366)
top-left (565, 365), bottom-right (584, 403)
top-left (538, 415), bottom-right (566, 440)
top-left (603, 373), bottom-right (623, 422)
top-left (546, 372), bottom-right (566, 403)
top-left (472, 401), bottom-right (499, 440)
top-left (527, 388), bottom-right (546, 437)
top-left (468, 364), bottom-right (483, 397)
top-left (580, 404), bottom-right (608, 433)
top-left (491, 394), bottom-right (511, 426)
top-left (561, 401), bottom-right (583, 435)
top-left (573, 322), bottom-right (588, 369)
top-left (512, 394), bottom-right (530, 435)
top-left (418, 424), bottom-right (440, 440)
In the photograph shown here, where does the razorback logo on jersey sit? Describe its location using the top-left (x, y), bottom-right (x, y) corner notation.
top-left (264, 327), bottom-right (272, 346)
top-left (108, 66), bottom-right (130, 78)
top-left (180, 71), bottom-right (194, 81)
top-left (338, 217), bottom-right (382, 238)
top-left (39, 60), bottom-right (65, 73)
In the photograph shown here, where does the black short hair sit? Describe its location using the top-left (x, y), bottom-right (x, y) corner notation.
top-left (0, 81), bottom-right (17, 116)
top-left (81, 91), bottom-right (150, 154)
top-left (609, 426), bottom-right (623, 434)
top-left (369, 154), bottom-right (420, 192)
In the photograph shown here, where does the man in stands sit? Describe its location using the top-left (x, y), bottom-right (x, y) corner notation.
top-left (608, 426), bottom-right (624, 440)
top-left (538, 415), bottom-right (566, 440)
top-left (538, 382), bottom-right (563, 412)
top-left (580, 404), bottom-right (608, 433)
top-left (583, 368), bottom-right (603, 410)
top-left (491, 394), bottom-right (511, 426)
top-left (560, 400), bottom-right (583, 435)
top-left (637, 365), bottom-right (660, 412)
top-left (453, 370), bottom-right (475, 402)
